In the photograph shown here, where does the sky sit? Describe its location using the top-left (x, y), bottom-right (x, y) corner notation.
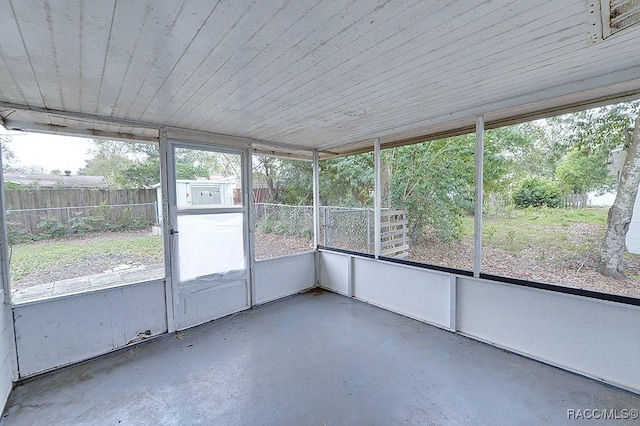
top-left (1, 131), bottom-right (92, 174)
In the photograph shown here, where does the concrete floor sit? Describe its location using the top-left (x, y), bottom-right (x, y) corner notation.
top-left (2, 289), bottom-right (639, 425)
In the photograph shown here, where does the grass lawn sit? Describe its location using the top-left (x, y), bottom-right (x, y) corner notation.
top-left (10, 232), bottom-right (164, 282)
top-left (481, 207), bottom-right (609, 257)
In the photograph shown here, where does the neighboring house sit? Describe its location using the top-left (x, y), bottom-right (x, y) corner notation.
top-left (4, 172), bottom-right (108, 189)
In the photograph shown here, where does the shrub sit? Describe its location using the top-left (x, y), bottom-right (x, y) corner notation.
top-left (36, 218), bottom-right (67, 239)
top-left (513, 178), bottom-right (562, 208)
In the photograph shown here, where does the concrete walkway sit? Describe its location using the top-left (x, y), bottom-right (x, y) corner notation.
top-left (3, 290), bottom-right (639, 424)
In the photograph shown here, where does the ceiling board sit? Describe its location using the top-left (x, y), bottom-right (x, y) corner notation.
top-left (0, 0), bottom-right (639, 157)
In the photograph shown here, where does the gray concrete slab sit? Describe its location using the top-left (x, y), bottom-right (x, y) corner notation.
top-left (2, 289), bottom-right (639, 425)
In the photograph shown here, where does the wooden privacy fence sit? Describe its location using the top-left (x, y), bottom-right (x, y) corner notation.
top-left (4, 189), bottom-right (156, 210)
top-left (380, 210), bottom-right (409, 258)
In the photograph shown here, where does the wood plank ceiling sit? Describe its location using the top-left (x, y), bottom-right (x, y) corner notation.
top-left (0, 0), bottom-right (640, 155)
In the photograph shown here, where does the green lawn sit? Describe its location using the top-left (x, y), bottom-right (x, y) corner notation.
top-left (480, 207), bottom-right (609, 256)
top-left (10, 233), bottom-right (163, 282)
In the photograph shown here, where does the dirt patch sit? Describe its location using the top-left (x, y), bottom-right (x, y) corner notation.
top-left (254, 230), bottom-right (314, 260)
top-left (407, 222), bottom-right (640, 298)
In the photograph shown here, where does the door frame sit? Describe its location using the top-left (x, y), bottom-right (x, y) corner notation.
top-left (162, 137), bottom-right (252, 330)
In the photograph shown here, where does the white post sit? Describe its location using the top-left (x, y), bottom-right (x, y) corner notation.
top-left (313, 150), bottom-right (320, 248)
top-left (474, 115), bottom-right (485, 278)
top-left (159, 127), bottom-right (175, 332)
top-left (246, 146), bottom-right (256, 307)
top-left (374, 138), bottom-right (381, 258)
top-left (0, 143), bottom-right (9, 300)
top-left (0, 137), bottom-right (19, 381)
top-left (313, 150), bottom-right (321, 285)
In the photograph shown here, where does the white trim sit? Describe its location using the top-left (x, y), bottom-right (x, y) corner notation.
top-left (0, 139), bottom-right (19, 382)
top-left (160, 128), bottom-right (176, 333)
top-left (473, 115), bottom-right (484, 278)
top-left (255, 250), bottom-right (317, 263)
top-left (374, 138), bottom-right (381, 259)
top-left (449, 275), bottom-right (457, 332)
top-left (175, 207), bottom-right (245, 215)
top-left (313, 150), bottom-right (321, 285)
top-left (0, 143), bottom-right (11, 300)
top-left (246, 147), bottom-right (256, 307)
top-left (9, 278), bottom-right (166, 308)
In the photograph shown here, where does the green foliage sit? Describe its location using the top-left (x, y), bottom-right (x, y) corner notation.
top-left (257, 207), bottom-right (312, 239)
top-left (1, 138), bottom-right (15, 171)
top-left (176, 162), bottom-right (209, 181)
top-left (36, 218), bottom-right (67, 239)
top-left (513, 178), bottom-right (562, 208)
top-left (84, 203), bottom-right (150, 233)
top-left (8, 203), bottom-right (154, 243)
top-left (78, 139), bottom-right (133, 182)
top-left (253, 156), bottom-right (313, 205)
top-left (384, 136), bottom-right (475, 242)
top-left (320, 152), bottom-right (374, 207)
top-left (80, 140), bottom-right (223, 189)
top-left (3, 181), bottom-right (27, 190)
top-left (277, 160), bottom-right (313, 205)
top-left (112, 159), bottom-right (160, 189)
top-left (556, 148), bottom-right (615, 196)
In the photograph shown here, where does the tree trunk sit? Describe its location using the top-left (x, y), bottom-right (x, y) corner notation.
top-left (598, 114), bottom-right (640, 278)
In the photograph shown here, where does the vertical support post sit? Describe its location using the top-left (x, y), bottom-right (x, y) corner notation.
top-left (0, 137), bottom-right (19, 381)
top-left (313, 150), bottom-right (321, 285)
top-left (159, 127), bottom-right (175, 333)
top-left (66, 207), bottom-right (71, 232)
top-left (449, 275), bottom-right (457, 331)
top-left (473, 115), bottom-right (485, 278)
top-left (313, 150), bottom-right (320, 248)
top-left (374, 138), bottom-right (381, 259)
top-left (347, 255), bottom-right (355, 297)
top-left (0, 144), bottom-right (9, 300)
top-left (246, 146), bottom-right (256, 307)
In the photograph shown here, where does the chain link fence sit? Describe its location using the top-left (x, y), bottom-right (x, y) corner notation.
top-left (254, 203), bottom-right (314, 240)
top-left (6, 203), bottom-right (158, 243)
top-left (253, 203), bottom-right (374, 252)
top-left (253, 204), bottom-right (408, 256)
top-left (320, 207), bottom-right (374, 253)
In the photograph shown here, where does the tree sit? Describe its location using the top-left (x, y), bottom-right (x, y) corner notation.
top-left (320, 152), bottom-right (374, 206)
top-left (556, 148), bottom-right (615, 207)
top-left (1, 137), bottom-right (15, 171)
top-left (599, 112), bottom-right (640, 278)
top-left (254, 156), bottom-right (281, 202)
top-left (78, 139), bottom-right (132, 184)
top-left (385, 135), bottom-right (475, 242)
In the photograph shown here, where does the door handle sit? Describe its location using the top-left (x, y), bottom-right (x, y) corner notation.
top-left (169, 229), bottom-right (179, 235)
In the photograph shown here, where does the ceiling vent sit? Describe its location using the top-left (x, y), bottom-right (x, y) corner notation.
top-left (590, 0), bottom-right (640, 41)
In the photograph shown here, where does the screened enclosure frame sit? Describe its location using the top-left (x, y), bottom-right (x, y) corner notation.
top-left (313, 114), bottom-right (640, 306)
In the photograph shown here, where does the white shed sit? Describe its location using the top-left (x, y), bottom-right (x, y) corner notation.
top-left (155, 177), bottom-right (237, 223)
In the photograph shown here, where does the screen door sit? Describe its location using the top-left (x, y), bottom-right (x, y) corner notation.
top-left (167, 142), bottom-right (250, 330)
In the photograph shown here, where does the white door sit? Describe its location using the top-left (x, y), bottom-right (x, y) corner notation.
top-left (167, 142), bottom-right (250, 330)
